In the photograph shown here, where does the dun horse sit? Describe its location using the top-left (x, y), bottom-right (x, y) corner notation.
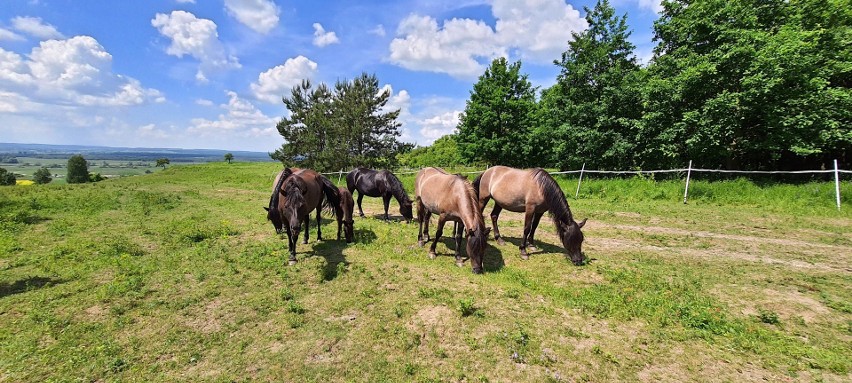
top-left (336, 187), bottom-right (355, 243)
top-left (415, 167), bottom-right (490, 274)
top-left (265, 168), bottom-right (341, 265)
top-left (473, 166), bottom-right (586, 264)
top-left (346, 168), bottom-right (413, 221)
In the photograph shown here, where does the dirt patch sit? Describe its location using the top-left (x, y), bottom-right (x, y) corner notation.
top-left (408, 305), bottom-right (454, 332)
top-left (182, 298), bottom-right (226, 334)
top-left (83, 305), bottom-right (107, 320)
top-left (713, 286), bottom-right (831, 324)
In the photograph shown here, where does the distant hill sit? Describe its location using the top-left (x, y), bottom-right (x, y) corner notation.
top-left (0, 143), bottom-right (273, 162)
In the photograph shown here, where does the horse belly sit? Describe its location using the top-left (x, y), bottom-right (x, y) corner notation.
top-left (491, 191), bottom-right (527, 212)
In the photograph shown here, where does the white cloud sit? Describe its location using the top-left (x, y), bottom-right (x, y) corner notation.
top-left (189, 91), bottom-right (278, 137)
top-left (418, 110), bottom-right (461, 141)
top-left (224, 0), bottom-right (280, 34)
top-left (636, 0), bottom-right (663, 13)
top-left (388, 0), bottom-right (586, 78)
top-left (312, 23), bottom-right (340, 47)
top-left (0, 28), bottom-right (25, 42)
top-left (389, 14), bottom-right (504, 79)
top-left (369, 24), bottom-right (386, 37)
top-left (151, 10), bottom-right (240, 82)
top-left (0, 37), bottom-right (163, 107)
top-left (176, 0), bottom-right (196, 3)
top-left (251, 55), bottom-right (318, 103)
top-left (11, 16), bottom-right (65, 39)
top-left (138, 124), bottom-right (170, 139)
top-left (492, 0), bottom-right (587, 62)
top-left (195, 98), bottom-right (214, 106)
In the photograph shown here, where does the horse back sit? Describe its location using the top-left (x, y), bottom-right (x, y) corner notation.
top-left (289, 169), bottom-right (324, 211)
top-left (483, 166), bottom-right (544, 212)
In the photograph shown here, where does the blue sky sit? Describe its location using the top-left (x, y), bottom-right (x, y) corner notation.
top-left (0, 0), bottom-right (662, 152)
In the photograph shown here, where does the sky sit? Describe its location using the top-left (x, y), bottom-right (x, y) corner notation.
top-left (0, 0), bottom-right (663, 153)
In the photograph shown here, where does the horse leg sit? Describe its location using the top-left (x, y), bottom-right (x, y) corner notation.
top-left (416, 198), bottom-right (426, 246)
top-left (285, 226), bottom-right (297, 265)
top-left (490, 205), bottom-right (506, 246)
top-left (382, 194), bottom-right (391, 221)
top-left (527, 211), bottom-right (545, 252)
top-left (520, 209), bottom-right (535, 260)
top-left (423, 211), bottom-right (432, 244)
top-left (303, 215), bottom-right (309, 244)
top-left (356, 192), bottom-right (365, 217)
top-left (429, 215), bottom-right (448, 260)
top-left (454, 221), bottom-right (465, 267)
top-left (337, 213), bottom-right (343, 241)
top-left (315, 206), bottom-right (323, 241)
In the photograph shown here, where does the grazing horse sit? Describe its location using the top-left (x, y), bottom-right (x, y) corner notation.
top-left (336, 187), bottom-right (354, 243)
top-left (264, 168), bottom-right (340, 265)
top-left (346, 167), bottom-right (413, 221)
top-left (473, 166), bottom-right (587, 264)
top-left (415, 167), bottom-right (490, 274)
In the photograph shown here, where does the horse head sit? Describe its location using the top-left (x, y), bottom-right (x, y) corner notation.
top-left (466, 226), bottom-right (491, 274)
top-left (559, 218), bottom-right (587, 265)
top-left (281, 178), bottom-right (307, 237)
top-left (400, 198), bottom-right (414, 222)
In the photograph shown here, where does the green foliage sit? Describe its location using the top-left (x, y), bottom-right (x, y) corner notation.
top-left (66, 155), bottom-right (89, 184)
top-left (456, 57), bottom-right (540, 167)
top-left (33, 167), bottom-right (52, 184)
top-left (271, 73), bottom-right (409, 171)
top-left (0, 167), bottom-right (15, 186)
top-left (643, 0), bottom-right (852, 169)
top-left (544, 0), bottom-right (643, 170)
top-left (155, 158), bottom-right (169, 169)
top-left (397, 134), bottom-right (466, 168)
top-left (224, 153), bottom-right (234, 164)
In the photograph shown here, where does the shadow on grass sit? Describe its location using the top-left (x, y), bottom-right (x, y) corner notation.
top-left (0, 276), bottom-right (64, 298)
top-left (367, 213), bottom-right (411, 223)
top-left (310, 224), bottom-right (377, 282)
top-left (500, 237), bottom-right (568, 257)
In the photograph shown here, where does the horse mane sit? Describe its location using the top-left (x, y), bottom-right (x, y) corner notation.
top-left (384, 171), bottom-right (412, 203)
top-left (533, 168), bottom-right (574, 226)
top-left (281, 175), bottom-right (305, 213)
top-left (269, 168), bottom-right (293, 216)
top-left (472, 171), bottom-right (484, 197)
top-left (456, 175), bottom-right (485, 229)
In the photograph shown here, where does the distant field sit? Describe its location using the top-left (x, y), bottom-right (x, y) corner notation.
top-left (3, 158), bottom-right (175, 184)
top-left (1, 163), bottom-right (850, 382)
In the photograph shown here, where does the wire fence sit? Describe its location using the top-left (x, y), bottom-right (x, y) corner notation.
top-left (320, 160), bottom-right (849, 210)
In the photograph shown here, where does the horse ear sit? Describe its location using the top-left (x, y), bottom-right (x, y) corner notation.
top-left (577, 218), bottom-right (587, 228)
top-left (263, 207), bottom-right (269, 212)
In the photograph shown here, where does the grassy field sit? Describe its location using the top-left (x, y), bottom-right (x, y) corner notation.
top-left (2, 158), bottom-right (162, 184)
top-left (1, 162), bottom-right (850, 382)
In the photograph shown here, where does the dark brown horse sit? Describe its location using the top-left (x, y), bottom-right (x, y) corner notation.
top-left (473, 166), bottom-right (586, 264)
top-left (346, 167), bottom-right (413, 221)
top-left (415, 167), bottom-right (490, 274)
top-left (336, 187), bottom-right (354, 243)
top-left (265, 168), bottom-right (340, 265)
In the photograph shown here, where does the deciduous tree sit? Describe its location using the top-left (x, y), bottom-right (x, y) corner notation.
top-left (66, 155), bottom-right (89, 184)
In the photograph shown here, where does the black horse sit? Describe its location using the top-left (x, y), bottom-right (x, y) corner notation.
top-left (346, 167), bottom-right (413, 221)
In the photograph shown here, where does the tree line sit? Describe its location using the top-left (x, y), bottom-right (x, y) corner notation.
top-left (453, 0), bottom-right (850, 171)
top-left (273, 0), bottom-right (849, 172)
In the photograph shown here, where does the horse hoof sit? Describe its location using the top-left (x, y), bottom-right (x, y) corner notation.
top-left (417, 241), bottom-right (425, 247)
top-left (455, 260), bottom-right (465, 267)
top-left (497, 238), bottom-right (506, 246)
top-left (428, 252), bottom-right (437, 260)
top-left (472, 268), bottom-right (484, 274)
top-left (520, 253), bottom-right (529, 260)
top-left (288, 259), bottom-right (297, 266)
top-left (527, 245), bottom-right (538, 252)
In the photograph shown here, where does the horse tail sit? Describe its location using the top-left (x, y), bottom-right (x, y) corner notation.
top-left (320, 175), bottom-right (341, 219)
top-left (345, 169), bottom-right (357, 193)
top-left (472, 171), bottom-right (484, 198)
top-left (533, 168), bottom-right (574, 230)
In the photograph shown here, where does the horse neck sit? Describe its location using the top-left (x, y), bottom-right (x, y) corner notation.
top-left (536, 170), bottom-right (573, 224)
top-left (455, 180), bottom-right (485, 231)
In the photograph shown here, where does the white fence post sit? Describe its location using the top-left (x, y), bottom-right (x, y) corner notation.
top-left (683, 160), bottom-right (693, 204)
top-left (338, 169), bottom-right (343, 185)
top-left (575, 163), bottom-right (585, 198)
top-left (835, 159), bottom-right (841, 211)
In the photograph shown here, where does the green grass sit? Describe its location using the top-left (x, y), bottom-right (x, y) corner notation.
top-left (1, 163), bottom-right (850, 382)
